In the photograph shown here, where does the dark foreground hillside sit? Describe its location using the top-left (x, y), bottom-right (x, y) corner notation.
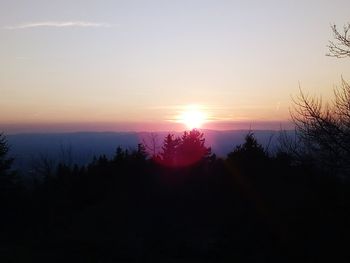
top-left (0, 132), bottom-right (349, 262)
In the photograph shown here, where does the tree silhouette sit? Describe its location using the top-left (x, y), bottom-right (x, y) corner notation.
top-left (0, 133), bottom-right (13, 176)
top-left (133, 143), bottom-right (148, 161)
top-left (0, 133), bottom-right (15, 189)
top-left (142, 133), bottom-right (161, 159)
top-left (160, 134), bottom-right (180, 166)
top-left (327, 23), bottom-right (350, 58)
top-left (159, 130), bottom-right (211, 167)
top-left (227, 132), bottom-right (268, 167)
top-left (292, 23), bottom-right (350, 175)
top-left (176, 129), bottom-right (211, 167)
top-left (291, 84), bottom-right (350, 172)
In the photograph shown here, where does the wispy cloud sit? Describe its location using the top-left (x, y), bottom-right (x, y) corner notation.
top-left (4, 21), bottom-right (114, 30)
top-left (15, 56), bottom-right (31, 60)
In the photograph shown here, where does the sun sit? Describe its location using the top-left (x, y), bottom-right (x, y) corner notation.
top-left (178, 106), bottom-right (207, 130)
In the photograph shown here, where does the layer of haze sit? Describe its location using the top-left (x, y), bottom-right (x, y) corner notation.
top-left (1, 0), bottom-right (350, 133)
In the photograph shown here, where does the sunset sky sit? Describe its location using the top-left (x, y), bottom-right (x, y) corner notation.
top-left (1, 0), bottom-right (350, 133)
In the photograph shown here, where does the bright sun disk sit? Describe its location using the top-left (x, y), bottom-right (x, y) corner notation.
top-left (178, 107), bottom-right (207, 130)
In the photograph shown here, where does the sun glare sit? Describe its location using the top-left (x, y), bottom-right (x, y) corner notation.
top-left (178, 106), bottom-right (207, 130)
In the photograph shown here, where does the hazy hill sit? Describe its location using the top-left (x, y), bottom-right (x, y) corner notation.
top-left (7, 130), bottom-right (293, 173)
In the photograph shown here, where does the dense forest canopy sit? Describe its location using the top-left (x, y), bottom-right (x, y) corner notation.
top-left (0, 127), bottom-right (349, 262)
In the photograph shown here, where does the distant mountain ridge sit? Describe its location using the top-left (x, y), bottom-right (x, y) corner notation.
top-left (7, 130), bottom-right (294, 173)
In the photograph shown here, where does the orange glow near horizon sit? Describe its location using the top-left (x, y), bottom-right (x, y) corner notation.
top-left (1, 1), bottom-right (349, 134)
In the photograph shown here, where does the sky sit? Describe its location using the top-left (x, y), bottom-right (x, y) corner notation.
top-left (1, 0), bottom-right (350, 133)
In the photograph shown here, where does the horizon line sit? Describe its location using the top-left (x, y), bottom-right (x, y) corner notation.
top-left (1, 120), bottom-right (295, 135)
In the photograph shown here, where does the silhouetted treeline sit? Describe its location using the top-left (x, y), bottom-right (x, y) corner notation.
top-left (0, 131), bottom-right (349, 262)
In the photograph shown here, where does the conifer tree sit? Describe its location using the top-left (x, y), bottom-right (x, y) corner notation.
top-left (177, 129), bottom-right (211, 166)
top-left (0, 133), bottom-right (15, 189)
top-left (160, 134), bottom-right (180, 166)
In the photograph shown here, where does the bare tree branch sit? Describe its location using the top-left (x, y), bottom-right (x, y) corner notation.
top-left (327, 23), bottom-right (350, 58)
